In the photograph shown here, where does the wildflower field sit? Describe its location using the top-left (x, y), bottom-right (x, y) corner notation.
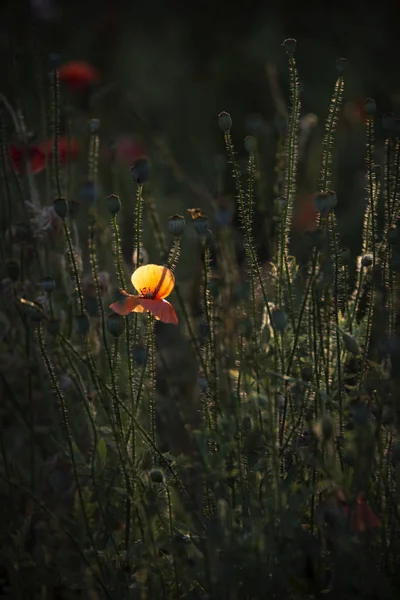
top-left (1, 5), bottom-right (400, 599)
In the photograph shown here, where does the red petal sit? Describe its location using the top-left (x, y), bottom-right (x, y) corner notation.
top-left (110, 293), bottom-right (140, 316)
top-left (136, 298), bottom-right (178, 324)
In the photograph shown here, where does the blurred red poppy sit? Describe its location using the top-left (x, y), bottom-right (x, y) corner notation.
top-left (292, 193), bottom-right (318, 232)
top-left (10, 137), bottom-right (80, 175)
top-left (337, 489), bottom-right (381, 533)
top-left (9, 145), bottom-right (46, 175)
top-left (39, 137), bottom-right (80, 165)
top-left (58, 61), bottom-right (100, 90)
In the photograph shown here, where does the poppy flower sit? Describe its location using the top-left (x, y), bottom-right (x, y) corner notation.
top-left (110, 264), bottom-right (178, 325)
top-left (10, 137), bottom-right (80, 176)
top-left (292, 192), bottom-right (318, 232)
top-left (58, 61), bottom-right (100, 91)
top-left (39, 137), bottom-right (80, 165)
top-left (336, 489), bottom-right (381, 533)
top-left (9, 144), bottom-right (46, 175)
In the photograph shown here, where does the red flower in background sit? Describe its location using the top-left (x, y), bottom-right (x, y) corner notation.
top-left (337, 489), bottom-right (381, 533)
top-left (10, 137), bottom-right (81, 175)
top-left (58, 61), bottom-right (100, 91)
top-left (9, 145), bottom-right (46, 175)
top-left (292, 192), bottom-right (318, 233)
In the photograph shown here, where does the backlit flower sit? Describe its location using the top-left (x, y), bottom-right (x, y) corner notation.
top-left (110, 264), bottom-right (178, 325)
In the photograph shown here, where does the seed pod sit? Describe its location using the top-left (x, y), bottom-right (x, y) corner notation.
top-left (314, 190), bottom-right (337, 213)
top-left (131, 158), bottom-right (150, 184)
top-left (364, 98), bottom-right (376, 117)
top-left (107, 313), bottom-right (125, 337)
top-left (193, 215), bottom-right (209, 237)
top-left (282, 38), bottom-right (297, 56)
top-left (244, 135), bottom-right (257, 154)
top-left (41, 277), bottom-right (56, 294)
top-left (336, 57), bottom-right (349, 73)
top-left (106, 193), bottom-right (121, 215)
top-left (218, 111), bottom-right (232, 133)
top-left (168, 214), bottom-right (186, 236)
top-left (150, 469), bottom-right (164, 484)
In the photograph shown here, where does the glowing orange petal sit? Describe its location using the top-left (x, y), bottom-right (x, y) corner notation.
top-left (136, 298), bottom-right (178, 324)
top-left (131, 264), bottom-right (175, 299)
top-left (110, 292), bottom-right (140, 316)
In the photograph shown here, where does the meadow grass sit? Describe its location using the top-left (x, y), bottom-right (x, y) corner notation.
top-left (0, 38), bottom-right (400, 599)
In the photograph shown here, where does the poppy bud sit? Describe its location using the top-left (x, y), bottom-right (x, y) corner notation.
top-left (244, 135), bottom-right (257, 154)
top-left (41, 277), bottom-right (56, 294)
top-left (314, 190), bottom-right (337, 213)
top-left (168, 214), bottom-right (186, 236)
top-left (282, 38), bottom-right (297, 56)
top-left (6, 259), bottom-right (20, 282)
top-left (131, 158), bottom-right (150, 184)
top-left (342, 332), bottom-right (360, 355)
top-left (150, 469), bottom-right (164, 484)
top-left (107, 313), bottom-right (125, 337)
top-left (218, 111), bottom-right (232, 133)
top-left (75, 312), bottom-right (90, 336)
top-left (336, 57), bottom-right (348, 73)
top-left (106, 193), bottom-right (121, 215)
top-left (47, 318), bottom-right (60, 337)
top-left (364, 98), bottom-right (376, 117)
top-left (53, 197), bottom-right (68, 219)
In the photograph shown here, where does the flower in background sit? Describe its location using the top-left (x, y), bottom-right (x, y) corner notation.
top-left (110, 264), bottom-right (178, 324)
top-left (292, 192), bottom-right (318, 233)
top-left (336, 489), bottom-right (381, 533)
top-left (58, 61), bottom-right (100, 91)
top-left (114, 135), bottom-right (146, 165)
top-left (10, 137), bottom-right (80, 176)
